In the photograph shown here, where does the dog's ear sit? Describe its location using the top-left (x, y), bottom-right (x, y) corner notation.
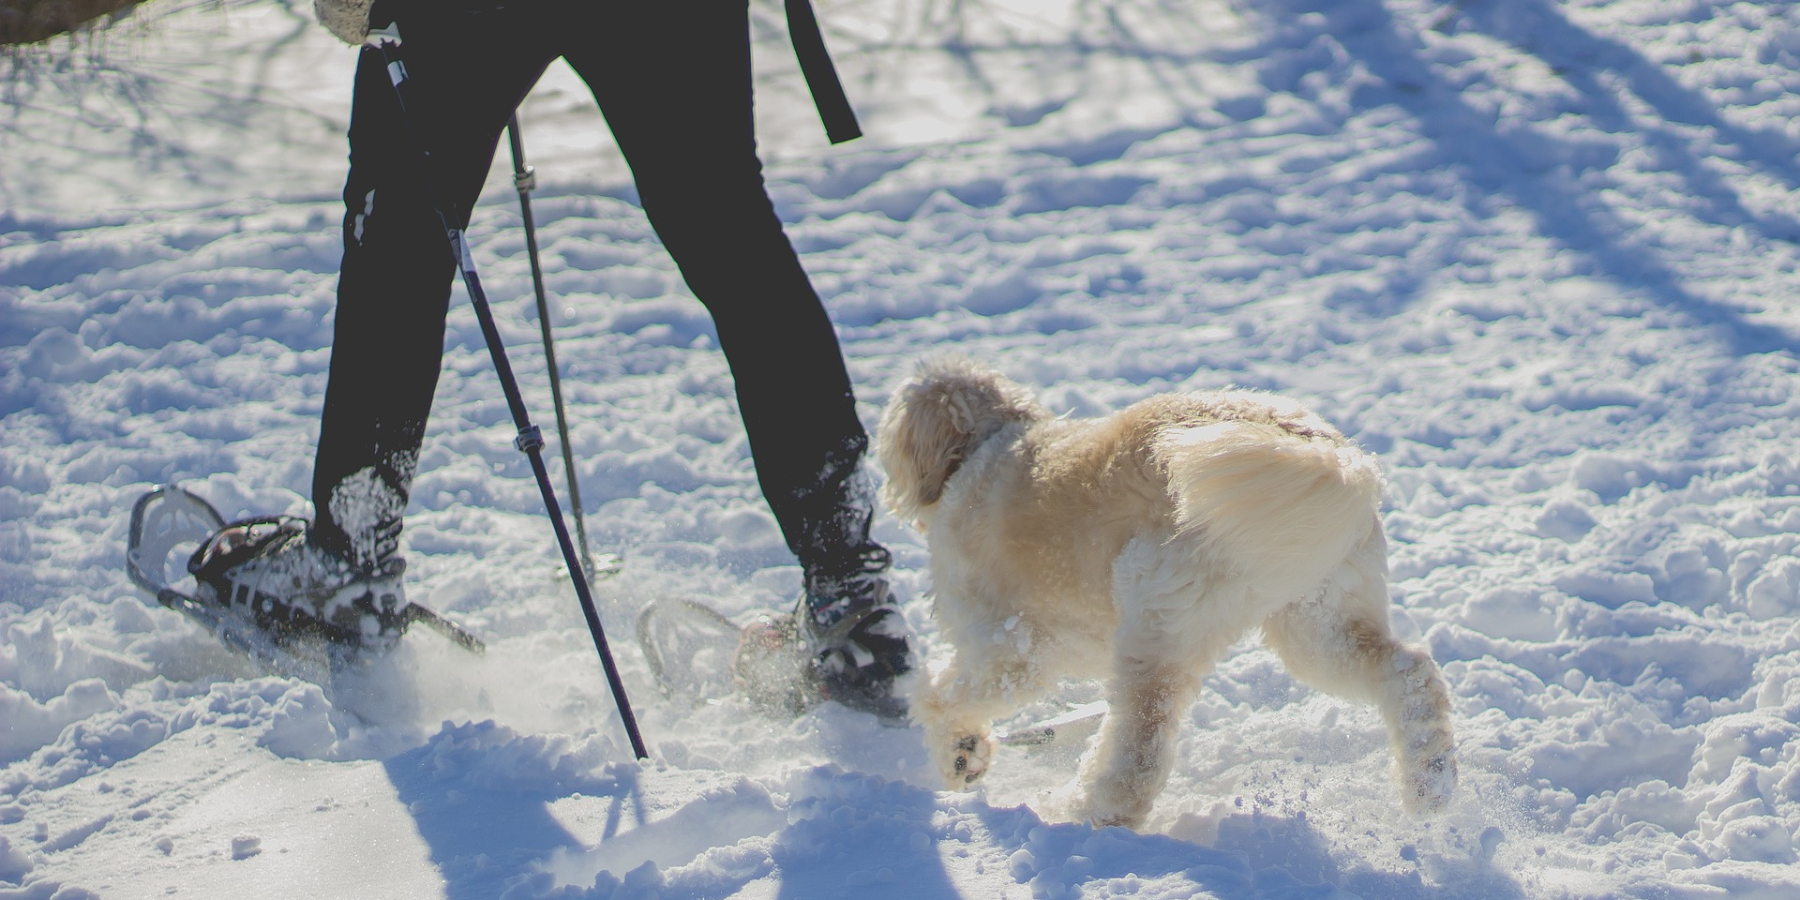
top-left (876, 374), bottom-right (968, 525)
top-left (876, 359), bottom-right (1046, 525)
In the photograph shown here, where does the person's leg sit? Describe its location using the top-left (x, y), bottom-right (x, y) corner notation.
top-left (313, 2), bottom-right (555, 570)
top-left (560, 0), bottom-right (889, 612)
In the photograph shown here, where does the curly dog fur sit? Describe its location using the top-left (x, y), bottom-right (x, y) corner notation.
top-left (877, 358), bottom-right (1456, 829)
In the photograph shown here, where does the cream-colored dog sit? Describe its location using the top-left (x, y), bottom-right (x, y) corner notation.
top-left (876, 358), bottom-right (1456, 829)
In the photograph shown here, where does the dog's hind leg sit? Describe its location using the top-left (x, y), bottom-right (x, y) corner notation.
top-left (1261, 534), bottom-right (1457, 814)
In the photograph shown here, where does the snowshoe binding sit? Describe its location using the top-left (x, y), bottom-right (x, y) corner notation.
top-left (791, 587), bottom-right (912, 722)
top-left (733, 604), bottom-right (817, 716)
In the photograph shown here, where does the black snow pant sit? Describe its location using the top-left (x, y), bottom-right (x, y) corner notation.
top-left (310, 0), bottom-right (886, 596)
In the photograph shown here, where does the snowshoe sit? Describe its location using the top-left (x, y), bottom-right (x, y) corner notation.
top-left (635, 596), bottom-right (834, 716)
top-left (635, 597), bottom-right (745, 703)
top-left (995, 701), bottom-right (1109, 747)
top-left (636, 592), bottom-right (912, 721)
top-left (127, 485), bottom-right (484, 678)
top-left (633, 592), bottom-right (1106, 743)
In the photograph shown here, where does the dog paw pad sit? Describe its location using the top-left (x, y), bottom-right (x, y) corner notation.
top-left (951, 734), bottom-right (991, 785)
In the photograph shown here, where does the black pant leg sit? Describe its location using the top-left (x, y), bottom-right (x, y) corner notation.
top-left (562, 0), bottom-right (887, 591)
top-left (312, 8), bottom-right (553, 569)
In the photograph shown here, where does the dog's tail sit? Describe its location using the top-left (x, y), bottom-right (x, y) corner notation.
top-left (1161, 421), bottom-right (1384, 599)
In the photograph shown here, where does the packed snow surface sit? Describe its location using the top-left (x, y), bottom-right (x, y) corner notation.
top-left (6, 0), bottom-right (1800, 897)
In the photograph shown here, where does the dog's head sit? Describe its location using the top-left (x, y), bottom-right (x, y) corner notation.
top-left (876, 357), bottom-right (1048, 526)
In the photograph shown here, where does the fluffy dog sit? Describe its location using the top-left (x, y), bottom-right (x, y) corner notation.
top-left (876, 359), bottom-right (1456, 829)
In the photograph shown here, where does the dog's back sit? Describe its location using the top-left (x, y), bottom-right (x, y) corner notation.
top-left (1153, 391), bottom-right (1386, 605)
top-left (972, 391), bottom-right (1381, 616)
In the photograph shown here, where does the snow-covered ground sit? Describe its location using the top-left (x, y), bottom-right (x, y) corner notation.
top-left (6, 0), bottom-right (1800, 896)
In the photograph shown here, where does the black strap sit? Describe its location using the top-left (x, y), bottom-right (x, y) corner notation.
top-left (785, 0), bottom-right (862, 144)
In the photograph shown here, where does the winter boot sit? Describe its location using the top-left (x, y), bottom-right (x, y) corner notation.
top-left (804, 575), bottom-right (912, 719)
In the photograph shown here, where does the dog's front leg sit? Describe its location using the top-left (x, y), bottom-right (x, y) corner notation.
top-left (916, 662), bottom-right (997, 786)
top-left (916, 636), bottom-right (1054, 788)
top-left (1076, 659), bottom-right (1205, 829)
top-left (1075, 536), bottom-right (1240, 829)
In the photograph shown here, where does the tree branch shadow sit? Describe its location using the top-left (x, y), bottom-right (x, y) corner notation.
top-left (1242, 0), bottom-right (1800, 356)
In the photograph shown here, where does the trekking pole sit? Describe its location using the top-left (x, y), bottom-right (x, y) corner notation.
top-left (367, 21), bottom-right (648, 761)
top-left (505, 114), bottom-right (600, 586)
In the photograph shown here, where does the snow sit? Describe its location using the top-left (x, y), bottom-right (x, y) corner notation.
top-left (6, 0), bottom-right (1800, 896)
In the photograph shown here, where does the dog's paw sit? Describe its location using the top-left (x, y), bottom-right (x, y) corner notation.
top-left (1394, 652), bottom-right (1457, 815)
top-left (1402, 749), bottom-right (1457, 815)
top-left (1398, 716), bottom-right (1457, 815)
top-left (947, 733), bottom-right (994, 786)
top-left (1068, 784), bottom-right (1150, 831)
